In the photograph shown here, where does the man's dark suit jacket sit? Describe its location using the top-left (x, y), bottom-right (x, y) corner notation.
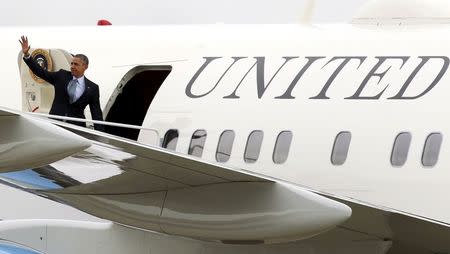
top-left (24, 56), bottom-right (104, 131)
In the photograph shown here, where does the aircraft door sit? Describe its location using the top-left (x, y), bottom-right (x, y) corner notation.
top-left (104, 65), bottom-right (171, 142)
top-left (18, 48), bottom-right (72, 113)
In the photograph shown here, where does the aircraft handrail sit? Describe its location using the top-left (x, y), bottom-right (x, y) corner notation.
top-left (26, 112), bottom-right (158, 132)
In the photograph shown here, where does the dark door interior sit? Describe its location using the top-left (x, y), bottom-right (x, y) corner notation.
top-left (104, 66), bottom-right (171, 140)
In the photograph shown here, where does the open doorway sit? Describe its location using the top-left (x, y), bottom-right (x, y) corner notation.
top-left (104, 66), bottom-right (171, 140)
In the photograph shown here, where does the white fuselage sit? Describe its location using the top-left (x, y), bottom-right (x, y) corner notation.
top-left (2, 24), bottom-right (450, 225)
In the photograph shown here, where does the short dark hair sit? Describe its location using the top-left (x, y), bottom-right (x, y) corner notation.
top-left (74, 54), bottom-right (89, 65)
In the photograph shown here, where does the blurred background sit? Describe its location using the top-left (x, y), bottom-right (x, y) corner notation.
top-left (2, 0), bottom-right (368, 26)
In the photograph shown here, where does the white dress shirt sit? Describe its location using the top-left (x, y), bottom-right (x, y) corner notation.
top-left (69, 76), bottom-right (86, 102)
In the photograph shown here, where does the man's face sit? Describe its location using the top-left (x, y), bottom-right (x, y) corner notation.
top-left (70, 57), bottom-right (87, 78)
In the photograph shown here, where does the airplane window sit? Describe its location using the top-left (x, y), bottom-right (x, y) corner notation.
top-left (244, 130), bottom-right (264, 163)
top-left (162, 129), bottom-right (178, 151)
top-left (422, 133), bottom-right (443, 167)
top-left (189, 130), bottom-right (207, 157)
top-left (216, 130), bottom-right (235, 163)
top-left (273, 131), bottom-right (293, 164)
top-left (331, 131), bottom-right (351, 166)
top-left (391, 132), bottom-right (412, 167)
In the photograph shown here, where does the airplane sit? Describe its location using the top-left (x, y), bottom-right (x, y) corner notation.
top-left (1, 0), bottom-right (450, 253)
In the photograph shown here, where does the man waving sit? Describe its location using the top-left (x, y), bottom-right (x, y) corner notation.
top-left (20, 36), bottom-right (104, 131)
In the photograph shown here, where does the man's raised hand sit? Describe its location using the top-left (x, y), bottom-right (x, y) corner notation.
top-left (19, 36), bottom-right (30, 56)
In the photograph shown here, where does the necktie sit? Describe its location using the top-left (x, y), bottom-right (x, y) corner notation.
top-left (67, 79), bottom-right (78, 103)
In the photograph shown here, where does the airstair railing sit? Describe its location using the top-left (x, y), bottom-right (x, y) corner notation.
top-left (26, 112), bottom-right (160, 145)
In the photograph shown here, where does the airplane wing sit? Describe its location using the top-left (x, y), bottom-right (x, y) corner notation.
top-left (1, 110), bottom-right (450, 253)
top-left (0, 113), bottom-right (351, 244)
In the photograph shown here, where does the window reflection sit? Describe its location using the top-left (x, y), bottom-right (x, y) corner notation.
top-left (273, 131), bottom-right (293, 164)
top-left (244, 130), bottom-right (264, 163)
top-left (331, 131), bottom-right (351, 166)
top-left (391, 132), bottom-right (411, 167)
top-left (216, 130), bottom-right (235, 162)
top-left (422, 133), bottom-right (443, 167)
top-left (162, 129), bottom-right (178, 151)
top-left (189, 130), bottom-right (207, 157)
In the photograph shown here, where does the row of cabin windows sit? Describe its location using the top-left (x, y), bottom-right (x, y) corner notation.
top-left (162, 129), bottom-right (293, 164)
top-left (331, 131), bottom-right (443, 167)
top-left (162, 130), bottom-right (443, 167)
